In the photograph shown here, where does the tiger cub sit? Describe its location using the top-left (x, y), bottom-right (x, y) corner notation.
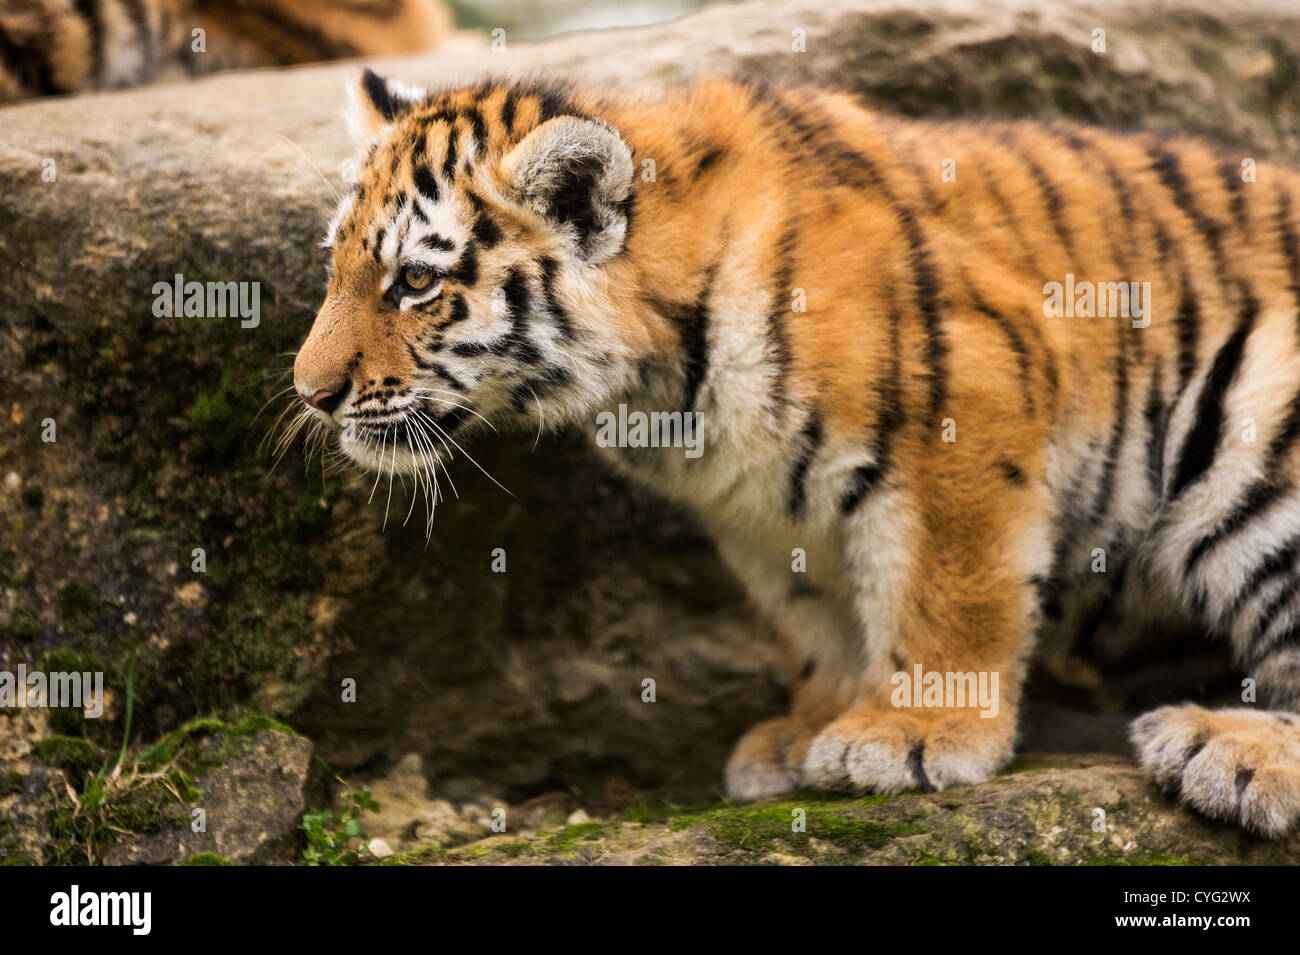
top-left (292, 70), bottom-right (1300, 836)
top-left (0, 0), bottom-right (449, 102)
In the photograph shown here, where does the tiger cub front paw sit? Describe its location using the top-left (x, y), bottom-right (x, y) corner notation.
top-left (724, 717), bottom-right (814, 801)
top-left (802, 707), bottom-right (1015, 794)
top-left (1130, 704), bottom-right (1300, 837)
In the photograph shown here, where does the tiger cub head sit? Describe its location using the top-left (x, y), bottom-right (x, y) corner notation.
top-left (293, 71), bottom-right (636, 477)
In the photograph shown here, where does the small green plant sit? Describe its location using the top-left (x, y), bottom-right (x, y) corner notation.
top-left (48, 662), bottom-right (197, 864)
top-left (300, 778), bottom-right (380, 866)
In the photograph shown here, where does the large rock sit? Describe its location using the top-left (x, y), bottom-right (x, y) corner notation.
top-left (103, 727), bottom-right (313, 866)
top-left (381, 755), bottom-right (1300, 865)
top-left (3, 0), bottom-right (1300, 863)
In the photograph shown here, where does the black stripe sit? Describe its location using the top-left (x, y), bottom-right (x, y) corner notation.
top-left (1091, 334), bottom-right (1129, 525)
top-left (902, 214), bottom-right (948, 418)
top-left (430, 363), bottom-right (467, 392)
top-left (650, 268), bottom-right (717, 414)
top-left (500, 89), bottom-right (518, 135)
top-left (212, 0), bottom-right (359, 58)
top-left (844, 297), bottom-right (905, 516)
top-left (467, 194), bottom-right (503, 247)
top-left (984, 179), bottom-right (1042, 276)
top-left (1222, 159), bottom-right (1247, 229)
top-left (421, 232), bottom-right (454, 252)
top-left (1004, 131), bottom-right (1077, 259)
top-left (1174, 274), bottom-right (1201, 394)
top-left (508, 366), bottom-right (572, 414)
top-left (498, 270), bottom-right (542, 365)
top-left (535, 86), bottom-right (578, 123)
top-left (996, 459), bottom-right (1027, 485)
top-left (695, 146), bottom-right (724, 176)
top-left (907, 744), bottom-right (934, 793)
top-left (1149, 144), bottom-right (1230, 280)
top-left (452, 245), bottom-right (478, 287)
top-left (1250, 575), bottom-right (1300, 650)
top-left (1061, 129), bottom-right (1139, 271)
top-left (538, 257), bottom-right (577, 341)
top-left (765, 225), bottom-right (798, 423)
top-left (413, 163), bottom-right (440, 203)
top-left (1257, 621), bottom-right (1300, 665)
top-left (1184, 389), bottom-right (1300, 576)
top-left (442, 130), bottom-right (459, 181)
top-left (0, 21), bottom-right (59, 95)
top-left (971, 297), bottom-right (1034, 415)
top-left (361, 69), bottom-right (396, 120)
top-left (840, 466), bottom-right (883, 513)
top-left (1143, 365), bottom-right (1166, 498)
top-left (761, 90), bottom-right (947, 416)
top-left (1167, 288), bottom-right (1258, 499)
top-left (74, 0), bottom-right (105, 85)
top-left (787, 412), bottom-right (824, 518)
top-left (472, 215), bottom-right (502, 247)
top-left (1279, 186), bottom-right (1300, 324)
top-left (1225, 536), bottom-right (1300, 622)
top-left (463, 107), bottom-right (488, 155)
top-left (1186, 478), bottom-right (1290, 578)
top-left (1032, 574), bottom-right (1062, 622)
top-left (446, 294), bottom-right (469, 325)
top-left (406, 340), bottom-right (434, 370)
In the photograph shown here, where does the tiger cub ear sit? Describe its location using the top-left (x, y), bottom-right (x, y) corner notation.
top-left (345, 69), bottom-right (427, 145)
top-left (500, 116), bottom-right (634, 265)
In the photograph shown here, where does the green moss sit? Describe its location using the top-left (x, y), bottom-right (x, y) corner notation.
top-left (1025, 849), bottom-right (1054, 866)
top-left (0, 771), bottom-right (25, 796)
top-left (186, 391), bottom-right (235, 455)
top-left (620, 797), bottom-right (716, 824)
top-left (35, 736), bottom-right (101, 774)
top-left (54, 582), bottom-right (103, 636)
top-left (1081, 850), bottom-right (1210, 866)
top-left (181, 852), bottom-right (231, 866)
top-left (45, 714), bottom-right (291, 863)
top-left (544, 822), bottom-right (607, 852)
top-left (33, 649), bottom-right (108, 737)
top-left (493, 839), bottom-right (530, 858)
top-left (37, 648), bottom-right (105, 674)
top-left (680, 799), bottom-right (918, 859)
top-left (230, 714), bottom-right (297, 737)
top-left (137, 715), bottom-right (290, 777)
top-left (382, 845), bottom-right (446, 865)
top-left (137, 717), bottom-right (229, 768)
top-left (111, 776), bottom-right (195, 833)
top-left (0, 603), bottom-right (40, 644)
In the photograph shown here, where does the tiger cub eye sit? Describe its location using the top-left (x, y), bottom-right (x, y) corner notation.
top-left (404, 267), bottom-right (433, 290)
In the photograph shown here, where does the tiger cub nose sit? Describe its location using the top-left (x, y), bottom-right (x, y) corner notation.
top-left (301, 379), bottom-right (351, 414)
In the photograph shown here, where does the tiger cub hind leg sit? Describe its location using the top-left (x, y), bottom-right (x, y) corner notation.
top-left (1130, 704), bottom-right (1300, 837)
top-left (1131, 643), bottom-right (1300, 837)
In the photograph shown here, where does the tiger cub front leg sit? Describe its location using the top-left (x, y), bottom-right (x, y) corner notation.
top-left (709, 524), bottom-right (863, 800)
top-left (801, 480), bottom-right (1046, 794)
